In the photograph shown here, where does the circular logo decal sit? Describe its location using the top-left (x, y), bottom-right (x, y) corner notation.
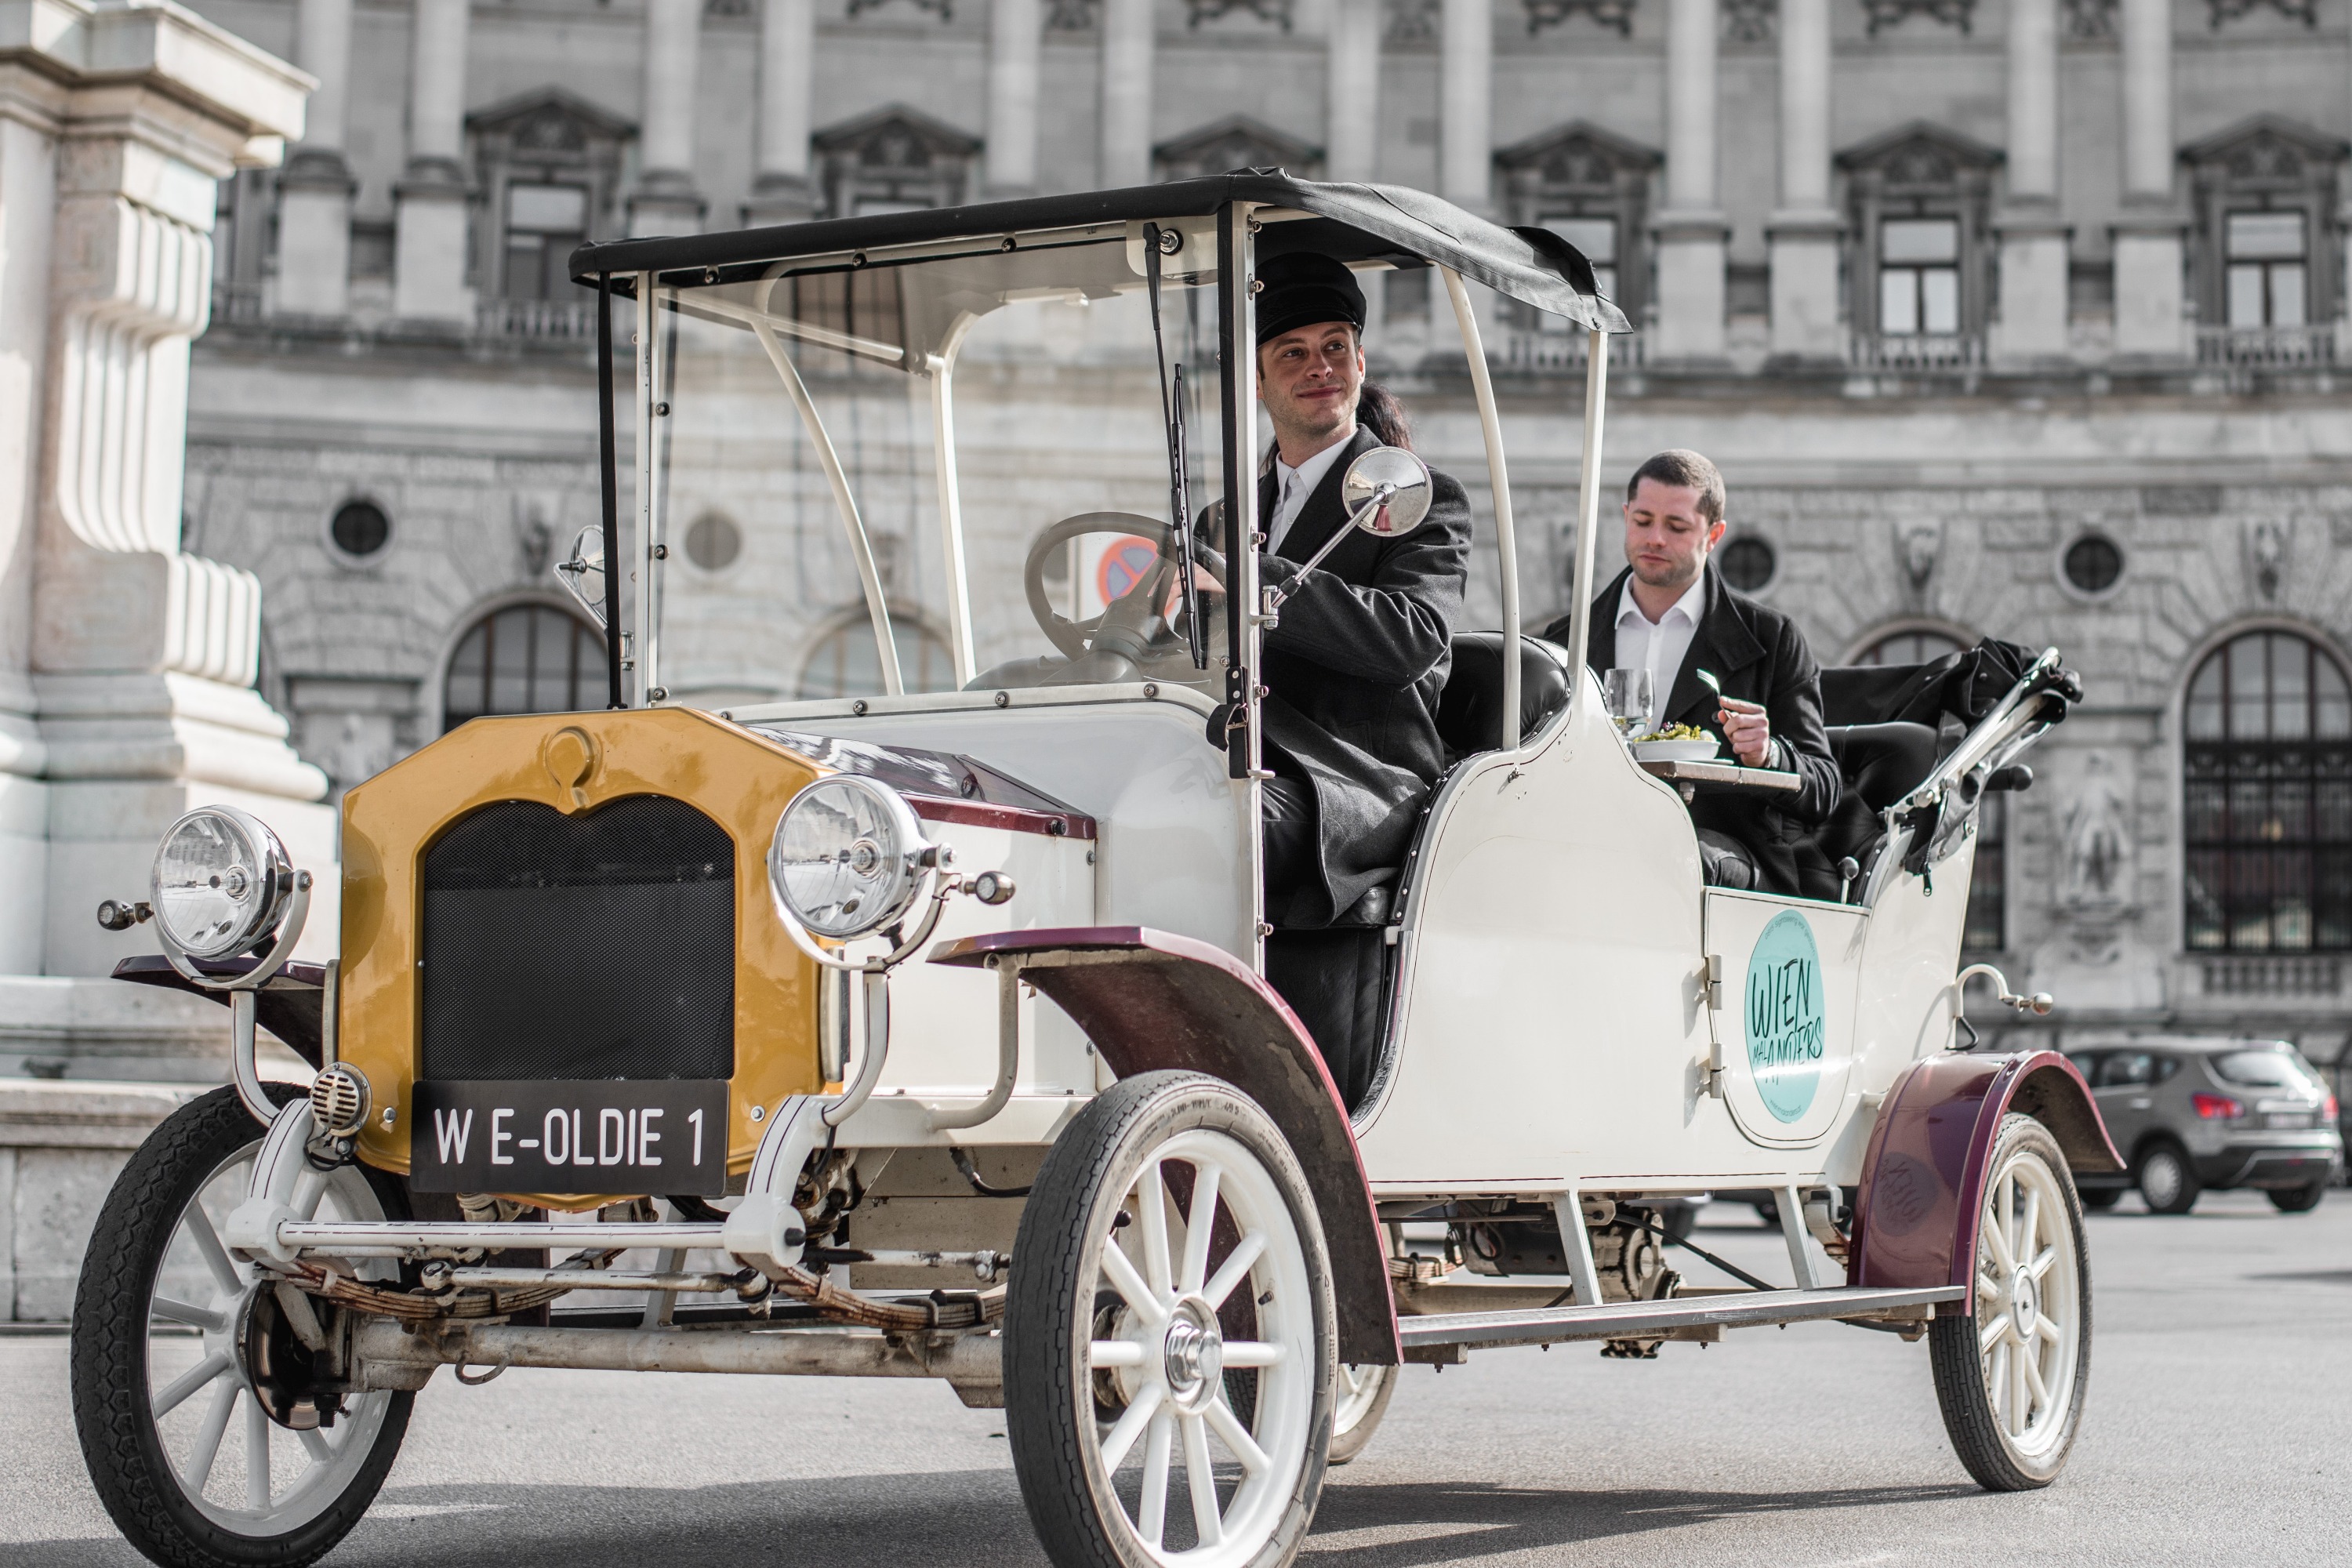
top-left (1096, 536), bottom-right (1161, 603)
top-left (1744, 909), bottom-right (1828, 1123)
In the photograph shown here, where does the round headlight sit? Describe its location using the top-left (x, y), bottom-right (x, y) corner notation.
top-left (149, 808), bottom-right (294, 960)
top-left (768, 775), bottom-right (935, 941)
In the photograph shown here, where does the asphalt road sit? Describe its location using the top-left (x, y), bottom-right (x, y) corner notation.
top-left (6, 1189), bottom-right (2349, 1568)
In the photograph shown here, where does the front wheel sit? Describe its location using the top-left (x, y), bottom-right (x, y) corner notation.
top-left (71, 1087), bottom-right (413, 1568)
top-left (1928, 1114), bottom-right (2092, 1491)
top-left (1005, 1072), bottom-right (1337, 1567)
top-left (2267, 1181), bottom-right (2328, 1214)
top-left (2136, 1142), bottom-right (2200, 1214)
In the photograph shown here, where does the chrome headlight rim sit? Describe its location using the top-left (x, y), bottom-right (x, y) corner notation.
top-left (767, 774), bottom-right (937, 943)
top-left (147, 806), bottom-right (296, 962)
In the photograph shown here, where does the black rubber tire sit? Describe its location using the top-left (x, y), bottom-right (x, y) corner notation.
top-left (1004, 1071), bottom-right (1337, 1568)
top-left (1927, 1115), bottom-right (2092, 1492)
top-left (71, 1085), bottom-right (414, 1568)
top-left (1324, 1363), bottom-right (1397, 1466)
top-left (2267, 1181), bottom-right (2328, 1214)
top-left (2078, 1188), bottom-right (2122, 1212)
top-left (2136, 1142), bottom-right (2200, 1214)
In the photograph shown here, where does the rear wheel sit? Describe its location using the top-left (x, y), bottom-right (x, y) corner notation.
top-left (2267, 1181), bottom-right (2328, 1214)
top-left (2136, 1142), bottom-right (2199, 1214)
top-left (1324, 1363), bottom-right (1396, 1466)
top-left (1005, 1072), bottom-right (1336, 1567)
top-left (71, 1087), bottom-right (413, 1568)
top-left (1928, 1115), bottom-right (2091, 1491)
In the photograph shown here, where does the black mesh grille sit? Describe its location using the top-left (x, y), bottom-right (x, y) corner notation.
top-left (420, 796), bottom-right (735, 1081)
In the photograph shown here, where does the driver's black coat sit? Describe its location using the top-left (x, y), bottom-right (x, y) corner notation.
top-left (1242, 425), bottom-right (1472, 929)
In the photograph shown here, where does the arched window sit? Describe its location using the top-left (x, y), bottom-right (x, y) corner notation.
top-left (2183, 630), bottom-right (2352, 952)
top-left (797, 614), bottom-right (957, 700)
top-left (1858, 630), bottom-right (2005, 954)
top-left (443, 603), bottom-right (606, 732)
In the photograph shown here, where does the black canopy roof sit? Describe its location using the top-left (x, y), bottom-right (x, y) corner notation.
top-left (568, 171), bottom-right (1632, 334)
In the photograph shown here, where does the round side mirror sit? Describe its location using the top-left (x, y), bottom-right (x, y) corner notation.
top-left (1340, 445), bottom-right (1434, 539)
top-left (556, 524), bottom-right (607, 614)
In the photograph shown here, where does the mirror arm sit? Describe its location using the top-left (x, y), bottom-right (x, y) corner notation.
top-left (1262, 483), bottom-right (1398, 613)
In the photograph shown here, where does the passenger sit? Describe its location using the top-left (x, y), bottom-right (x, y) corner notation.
top-left (1539, 449), bottom-right (1838, 894)
top-left (1204, 252), bottom-right (1474, 931)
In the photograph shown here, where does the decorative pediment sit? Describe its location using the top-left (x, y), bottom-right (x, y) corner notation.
top-left (1494, 121), bottom-right (1662, 187)
top-left (1154, 116), bottom-right (1321, 183)
top-left (1860, 0), bottom-right (1973, 33)
top-left (467, 88), bottom-right (637, 153)
top-left (812, 105), bottom-right (983, 172)
top-left (1836, 122), bottom-right (2003, 191)
top-left (1523, 0), bottom-right (1637, 34)
top-left (2180, 115), bottom-right (2347, 187)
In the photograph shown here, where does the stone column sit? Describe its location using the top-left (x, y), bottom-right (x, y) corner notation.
top-left (1651, 0), bottom-right (1726, 360)
top-left (987, 0), bottom-right (1042, 198)
top-left (276, 0), bottom-right (354, 318)
top-left (393, 0), bottom-right (472, 322)
top-left (748, 0), bottom-right (816, 222)
top-left (1993, 0), bottom-right (2068, 361)
top-left (1326, 0), bottom-right (1381, 185)
top-left (1768, 0), bottom-right (1841, 359)
top-left (633, 0), bottom-right (706, 235)
top-left (1100, 0), bottom-right (1154, 188)
top-left (2112, 0), bottom-right (2184, 357)
top-left (1438, 0), bottom-right (1491, 212)
top-left (6, 4), bottom-right (332, 1023)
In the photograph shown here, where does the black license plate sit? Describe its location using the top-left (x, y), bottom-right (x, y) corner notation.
top-left (409, 1080), bottom-right (729, 1196)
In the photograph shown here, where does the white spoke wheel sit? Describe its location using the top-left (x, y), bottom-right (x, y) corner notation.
top-left (1324, 1362), bottom-right (1398, 1466)
top-left (1928, 1114), bottom-right (2092, 1490)
top-left (72, 1086), bottom-right (414, 1567)
top-left (1006, 1072), bottom-right (1337, 1568)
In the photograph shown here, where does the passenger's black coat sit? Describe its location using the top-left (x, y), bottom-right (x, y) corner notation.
top-left (1241, 426), bottom-right (1472, 928)
top-left (1541, 564), bottom-right (1838, 896)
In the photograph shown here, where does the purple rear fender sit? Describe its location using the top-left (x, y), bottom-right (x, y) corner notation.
top-left (1848, 1048), bottom-right (2123, 1294)
top-left (931, 925), bottom-right (1399, 1367)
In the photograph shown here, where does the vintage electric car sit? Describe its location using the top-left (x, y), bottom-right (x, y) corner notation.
top-left (73, 174), bottom-right (2114, 1568)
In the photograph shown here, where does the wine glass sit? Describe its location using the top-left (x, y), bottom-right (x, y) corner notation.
top-left (1604, 667), bottom-right (1655, 737)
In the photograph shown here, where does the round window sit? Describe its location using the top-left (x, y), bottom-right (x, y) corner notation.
top-left (328, 499), bottom-right (390, 561)
top-left (2061, 532), bottom-right (2123, 597)
top-left (1717, 535), bottom-right (1776, 593)
top-left (684, 512), bottom-right (742, 572)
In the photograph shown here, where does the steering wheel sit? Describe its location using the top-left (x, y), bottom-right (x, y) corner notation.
top-left (1023, 513), bottom-right (1192, 669)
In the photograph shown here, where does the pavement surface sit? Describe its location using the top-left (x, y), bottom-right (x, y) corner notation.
top-left (5, 1189), bottom-right (2349, 1567)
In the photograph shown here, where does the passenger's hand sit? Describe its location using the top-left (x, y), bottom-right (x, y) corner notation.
top-left (1718, 696), bottom-right (1771, 768)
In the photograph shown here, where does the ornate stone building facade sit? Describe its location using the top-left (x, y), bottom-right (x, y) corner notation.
top-left (140, 0), bottom-right (2352, 1075)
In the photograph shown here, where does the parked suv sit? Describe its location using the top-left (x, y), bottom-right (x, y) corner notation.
top-left (2064, 1038), bottom-right (2342, 1214)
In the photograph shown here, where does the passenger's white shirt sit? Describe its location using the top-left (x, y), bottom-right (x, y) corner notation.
top-left (1265, 438), bottom-right (1352, 555)
top-left (1613, 573), bottom-right (1707, 729)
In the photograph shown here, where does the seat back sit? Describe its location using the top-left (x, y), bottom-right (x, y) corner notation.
top-left (1436, 632), bottom-right (1574, 757)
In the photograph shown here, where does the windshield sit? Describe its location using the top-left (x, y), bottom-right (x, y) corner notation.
top-left (2209, 1048), bottom-right (2325, 1093)
top-left (638, 226), bottom-right (1232, 708)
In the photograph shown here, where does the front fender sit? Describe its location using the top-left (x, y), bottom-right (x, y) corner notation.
top-left (1848, 1049), bottom-right (2122, 1294)
top-left (931, 926), bottom-right (1399, 1367)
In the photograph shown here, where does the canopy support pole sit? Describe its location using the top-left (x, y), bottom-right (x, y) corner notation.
top-left (635, 280), bottom-right (662, 702)
top-left (1562, 328), bottom-right (1610, 722)
top-left (753, 321), bottom-right (905, 697)
top-left (1441, 268), bottom-right (1520, 750)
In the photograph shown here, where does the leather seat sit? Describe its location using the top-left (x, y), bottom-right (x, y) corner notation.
top-left (1436, 632), bottom-right (1574, 758)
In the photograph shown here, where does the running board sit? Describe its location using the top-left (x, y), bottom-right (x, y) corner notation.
top-left (1399, 1285), bottom-right (1965, 1354)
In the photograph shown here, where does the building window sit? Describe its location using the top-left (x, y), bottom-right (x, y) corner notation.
top-left (2224, 210), bottom-right (2307, 328)
top-left (812, 106), bottom-right (981, 220)
top-left (503, 182), bottom-right (589, 303)
top-left (1878, 218), bottom-right (1961, 336)
top-left (444, 604), bottom-right (606, 731)
top-left (2183, 630), bottom-right (2352, 953)
top-left (2060, 532), bottom-right (2125, 597)
top-left (1859, 629), bottom-right (2005, 950)
top-left (798, 614), bottom-right (958, 699)
top-left (468, 89), bottom-right (633, 312)
top-left (1837, 124), bottom-right (2001, 349)
top-left (1494, 122), bottom-right (1660, 328)
top-left (1716, 536), bottom-right (1776, 593)
top-left (327, 499), bottom-right (392, 561)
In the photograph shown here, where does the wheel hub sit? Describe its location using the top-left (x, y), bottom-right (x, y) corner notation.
top-left (1160, 1298), bottom-right (1224, 1410)
top-left (2008, 1269), bottom-right (2038, 1340)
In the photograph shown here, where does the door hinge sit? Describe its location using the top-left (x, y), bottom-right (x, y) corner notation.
top-left (1704, 953), bottom-right (1725, 1011)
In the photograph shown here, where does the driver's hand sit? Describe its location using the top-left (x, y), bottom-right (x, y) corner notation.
top-left (1160, 562), bottom-right (1225, 621)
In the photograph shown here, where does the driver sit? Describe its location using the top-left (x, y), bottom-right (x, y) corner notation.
top-left (1200, 253), bottom-right (1473, 931)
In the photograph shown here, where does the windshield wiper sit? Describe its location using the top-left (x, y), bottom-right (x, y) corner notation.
top-left (1143, 223), bottom-right (1205, 669)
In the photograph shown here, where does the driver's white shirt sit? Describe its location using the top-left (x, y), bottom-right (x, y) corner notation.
top-left (1265, 437), bottom-right (1352, 555)
top-left (1613, 572), bottom-right (1706, 724)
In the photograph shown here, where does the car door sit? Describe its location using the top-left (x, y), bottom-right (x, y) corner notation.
top-left (2090, 1050), bottom-right (2156, 1158)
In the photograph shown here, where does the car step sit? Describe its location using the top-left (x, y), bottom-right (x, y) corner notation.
top-left (1399, 1284), bottom-right (1965, 1356)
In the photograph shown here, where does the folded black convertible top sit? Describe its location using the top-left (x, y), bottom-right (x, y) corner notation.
top-left (568, 170), bottom-right (1632, 335)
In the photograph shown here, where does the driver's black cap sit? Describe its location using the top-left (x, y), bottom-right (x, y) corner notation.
top-left (1254, 253), bottom-right (1367, 346)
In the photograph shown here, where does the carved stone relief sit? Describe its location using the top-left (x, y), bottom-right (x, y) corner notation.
top-left (2062, 0), bottom-right (2114, 36)
top-left (1720, 0), bottom-right (1774, 42)
top-left (2206, 0), bottom-right (2316, 27)
top-left (2245, 518), bottom-right (2289, 600)
top-left (1524, 0), bottom-right (1637, 34)
top-left (1860, 0), bottom-right (1974, 34)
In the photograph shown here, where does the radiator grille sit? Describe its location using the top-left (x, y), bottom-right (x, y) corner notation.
top-left (420, 796), bottom-right (735, 1081)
